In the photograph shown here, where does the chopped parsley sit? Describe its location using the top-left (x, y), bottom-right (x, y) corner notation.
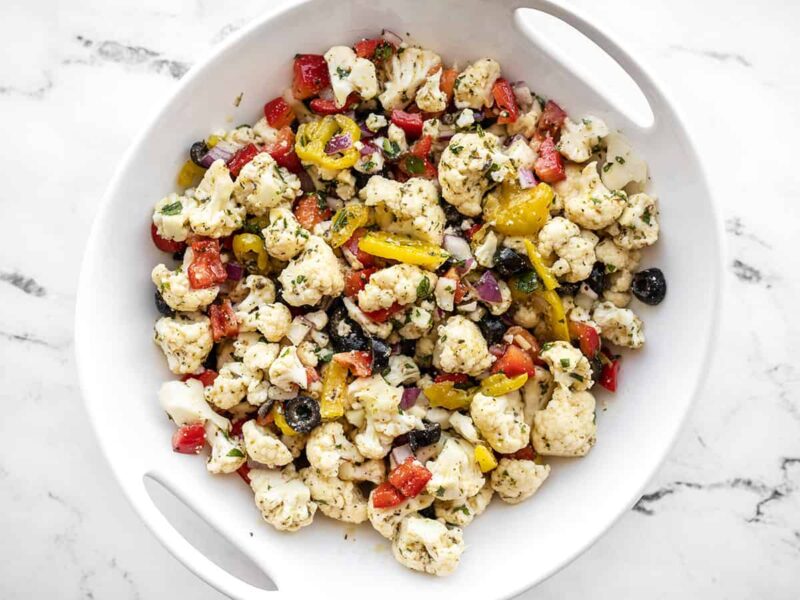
top-left (383, 139), bottom-right (402, 159)
top-left (336, 66), bottom-right (350, 79)
top-left (514, 270), bottom-right (540, 294)
top-left (332, 209), bottom-right (350, 232)
top-left (374, 42), bottom-right (393, 62)
top-left (642, 208), bottom-right (652, 225)
top-left (226, 448), bottom-right (245, 458)
top-left (160, 201), bottom-right (183, 216)
top-left (560, 358), bottom-right (571, 368)
top-left (416, 276), bottom-right (432, 299)
top-left (404, 155), bottom-right (425, 174)
top-left (615, 156), bottom-right (626, 165)
top-left (449, 144), bottom-right (464, 155)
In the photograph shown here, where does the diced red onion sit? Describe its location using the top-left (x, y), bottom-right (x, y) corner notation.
top-left (579, 282), bottom-right (599, 300)
top-left (382, 28), bottom-right (403, 45)
top-left (358, 120), bottom-right (375, 139)
top-left (199, 140), bottom-right (241, 168)
top-left (443, 235), bottom-right (473, 262)
top-left (326, 196), bottom-right (343, 211)
top-left (298, 170), bottom-right (315, 193)
top-left (391, 444), bottom-right (414, 466)
top-left (325, 133), bottom-right (352, 154)
top-left (390, 342), bottom-right (402, 355)
top-left (225, 262), bottom-right (244, 281)
top-left (473, 270), bottom-right (503, 303)
top-left (400, 387), bottom-right (421, 410)
top-left (489, 344), bottom-right (506, 357)
top-left (359, 141), bottom-right (379, 156)
top-left (511, 81), bottom-right (534, 111)
top-left (518, 167), bottom-right (538, 189)
top-left (459, 258), bottom-right (477, 274)
top-left (504, 133), bottom-right (526, 147)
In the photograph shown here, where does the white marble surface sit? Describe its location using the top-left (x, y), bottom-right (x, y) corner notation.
top-left (1, 0), bottom-right (798, 598)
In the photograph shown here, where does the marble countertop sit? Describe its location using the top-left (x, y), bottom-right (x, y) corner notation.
top-left (1, 0), bottom-right (798, 597)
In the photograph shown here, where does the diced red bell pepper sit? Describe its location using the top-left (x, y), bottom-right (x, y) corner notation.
top-left (209, 299), bottom-right (239, 342)
top-left (292, 54), bottom-right (330, 100)
top-left (439, 68), bottom-right (457, 103)
top-left (354, 38), bottom-right (395, 62)
top-left (568, 320), bottom-right (601, 359)
top-left (236, 463), bottom-right (251, 484)
top-left (390, 109), bottom-right (424, 138)
top-left (344, 266), bottom-right (378, 297)
top-left (388, 457), bottom-right (432, 498)
top-left (266, 127), bottom-right (303, 173)
top-left (172, 423), bottom-right (206, 454)
top-left (230, 419), bottom-right (245, 437)
top-left (492, 78), bottom-right (519, 125)
top-left (187, 238), bottom-right (227, 289)
top-left (534, 135), bottom-right (566, 183)
top-left (333, 350), bottom-right (373, 377)
top-left (503, 446), bottom-right (537, 461)
top-left (505, 326), bottom-right (542, 365)
top-left (306, 366), bottom-right (320, 384)
top-left (372, 481), bottom-right (406, 508)
top-left (263, 96), bottom-right (296, 129)
top-left (227, 143), bottom-right (260, 178)
top-left (433, 373), bottom-right (470, 385)
top-left (599, 358), bottom-right (621, 392)
top-left (342, 228), bottom-right (376, 268)
top-left (537, 100), bottom-right (567, 139)
top-left (398, 135), bottom-right (437, 179)
top-left (293, 194), bottom-right (332, 230)
top-left (491, 344), bottom-right (536, 378)
top-left (150, 222), bottom-right (185, 254)
top-left (363, 302), bottom-right (404, 323)
top-left (181, 369), bottom-right (219, 387)
top-left (442, 267), bottom-right (468, 305)
top-left (309, 92), bottom-right (360, 115)
top-left (464, 223), bottom-right (483, 241)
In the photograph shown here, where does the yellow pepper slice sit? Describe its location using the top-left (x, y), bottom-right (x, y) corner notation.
top-left (206, 134), bottom-right (221, 148)
top-left (272, 404), bottom-right (298, 437)
top-left (424, 381), bottom-right (473, 410)
top-left (176, 160), bottom-right (205, 188)
top-left (484, 182), bottom-right (553, 236)
top-left (319, 360), bottom-right (348, 420)
top-left (524, 239), bottom-right (559, 291)
top-left (536, 289), bottom-right (571, 341)
top-left (329, 203), bottom-right (371, 248)
top-left (295, 115), bottom-right (361, 170)
top-left (232, 233), bottom-right (268, 273)
top-left (358, 231), bottom-right (450, 270)
top-left (480, 373), bottom-right (528, 396)
top-left (474, 445), bottom-right (498, 473)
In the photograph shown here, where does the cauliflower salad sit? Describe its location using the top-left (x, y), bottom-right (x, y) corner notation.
top-left (150, 33), bottom-right (667, 577)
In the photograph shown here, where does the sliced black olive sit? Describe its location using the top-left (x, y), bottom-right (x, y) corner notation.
top-left (442, 202), bottom-right (464, 228)
top-left (631, 268), bottom-right (667, 305)
top-left (585, 262), bottom-right (608, 296)
top-left (255, 399), bottom-right (276, 426)
top-left (155, 290), bottom-right (174, 317)
top-left (557, 281), bottom-right (581, 297)
top-left (203, 345), bottom-right (218, 370)
top-left (588, 356), bottom-right (603, 382)
top-left (418, 505), bottom-right (437, 519)
top-left (407, 421), bottom-right (442, 451)
top-left (283, 396), bottom-right (321, 434)
top-left (398, 339), bottom-right (417, 357)
top-left (478, 314), bottom-right (507, 346)
top-left (492, 247), bottom-right (532, 278)
top-left (327, 301), bottom-right (369, 353)
top-left (190, 141), bottom-right (208, 167)
top-left (172, 247), bottom-right (186, 261)
top-left (370, 337), bottom-right (391, 374)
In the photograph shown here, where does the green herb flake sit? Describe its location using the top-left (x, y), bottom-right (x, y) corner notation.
top-left (560, 358), bottom-right (571, 368)
top-left (336, 66), bottom-right (350, 79)
top-left (227, 448), bottom-right (245, 458)
top-left (615, 156), bottom-right (626, 165)
top-left (642, 208), bottom-right (652, 225)
top-left (514, 270), bottom-right (540, 294)
top-left (404, 155), bottom-right (425, 174)
top-left (416, 276), bottom-right (432, 299)
top-left (160, 201), bottom-right (183, 216)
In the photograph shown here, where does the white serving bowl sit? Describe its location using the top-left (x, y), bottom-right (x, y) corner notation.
top-left (75, 0), bottom-right (722, 598)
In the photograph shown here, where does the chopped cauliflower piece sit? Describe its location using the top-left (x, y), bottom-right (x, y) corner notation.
top-left (268, 346), bottom-right (308, 391)
top-left (595, 238), bottom-right (640, 273)
top-left (234, 274), bottom-right (276, 309)
top-left (537, 216), bottom-right (598, 283)
top-left (397, 305), bottom-right (434, 340)
top-left (470, 390), bottom-right (530, 454)
top-left (433, 315), bottom-right (495, 376)
top-left (357, 263), bottom-right (437, 312)
top-left (556, 162), bottom-right (626, 230)
top-left (242, 420), bottom-right (293, 468)
top-left (601, 132), bottom-right (648, 191)
top-left (383, 354), bottom-right (421, 386)
top-left (415, 68), bottom-right (447, 112)
top-left (305, 422), bottom-right (363, 477)
top-left (350, 375), bottom-right (421, 458)
top-left (152, 261), bottom-right (218, 312)
top-left (473, 229), bottom-right (498, 268)
top-left (490, 458), bottom-right (550, 504)
top-left (261, 206), bottom-right (310, 261)
top-left (158, 378), bottom-right (230, 431)
top-left (153, 192), bottom-right (196, 242)
top-left (368, 491), bottom-right (434, 539)
top-left (532, 387), bottom-right (597, 457)
top-left (592, 300), bottom-right (645, 348)
top-left (521, 366), bottom-right (554, 424)
top-left (188, 160), bottom-right (245, 238)
top-left (249, 465), bottom-right (316, 531)
top-left (232, 153), bottom-right (300, 216)
top-left (206, 360), bottom-right (256, 409)
top-left (278, 236), bottom-right (344, 306)
top-left (448, 412), bottom-right (481, 445)
top-left (438, 132), bottom-right (512, 217)
top-left (233, 332), bottom-right (280, 376)
top-left (153, 312), bottom-right (213, 375)
top-left (435, 482), bottom-right (493, 526)
top-left (506, 104), bottom-right (543, 138)
top-left (557, 116), bottom-right (608, 163)
top-left (300, 467), bottom-right (368, 523)
top-left (339, 459), bottom-right (386, 485)
top-left (206, 425), bottom-right (246, 474)
top-left (613, 193), bottom-right (660, 250)
top-left (236, 297), bottom-right (292, 342)
top-left (425, 437), bottom-right (484, 501)
top-left (365, 112), bottom-right (388, 132)
top-left (505, 137), bottom-right (537, 170)
top-left (343, 297), bottom-right (393, 339)
top-left (392, 515), bottom-right (464, 577)
top-left (540, 341), bottom-right (592, 391)
top-left (379, 47), bottom-right (442, 111)
top-left (324, 46), bottom-right (379, 107)
top-left (453, 58), bottom-right (501, 109)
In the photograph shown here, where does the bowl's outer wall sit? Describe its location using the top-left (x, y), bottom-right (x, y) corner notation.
top-left (76, 0), bottom-right (720, 597)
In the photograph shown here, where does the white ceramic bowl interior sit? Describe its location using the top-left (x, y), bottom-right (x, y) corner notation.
top-left (75, 0), bottom-right (721, 598)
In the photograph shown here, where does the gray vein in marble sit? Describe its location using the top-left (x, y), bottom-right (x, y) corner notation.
top-left (0, 76), bottom-right (54, 99)
top-left (69, 36), bottom-right (190, 80)
top-left (764, 363), bottom-right (800, 423)
top-left (0, 271), bottom-right (46, 297)
top-left (726, 217), bottom-right (771, 248)
top-left (732, 259), bottom-right (767, 285)
top-left (670, 44), bottom-right (752, 67)
top-left (212, 21), bottom-right (245, 43)
top-left (0, 330), bottom-right (59, 349)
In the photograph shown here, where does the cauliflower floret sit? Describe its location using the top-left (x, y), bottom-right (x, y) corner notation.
top-left (324, 46), bottom-right (379, 107)
top-left (383, 354), bottom-right (421, 386)
top-left (507, 104), bottom-right (543, 138)
top-left (242, 420), bottom-right (293, 467)
top-left (368, 491), bottom-right (434, 539)
top-left (557, 116), bottom-right (609, 163)
top-left (233, 274), bottom-right (276, 307)
top-left (434, 482), bottom-right (493, 527)
top-left (188, 160), bottom-right (244, 238)
top-left (204, 361), bottom-right (256, 410)
top-left (592, 300), bottom-right (645, 349)
top-left (361, 175), bottom-right (446, 245)
top-left (455, 108), bottom-right (475, 129)
top-left (537, 217), bottom-right (598, 283)
top-left (601, 132), bottom-right (648, 191)
top-left (438, 132), bottom-right (512, 217)
top-left (392, 515), bottom-right (464, 576)
top-left (300, 467), bottom-right (368, 523)
top-left (249, 465), bottom-right (316, 531)
top-left (231, 153), bottom-right (300, 216)
top-left (154, 312), bottom-right (213, 375)
top-left (433, 315), bottom-right (495, 377)
top-left (379, 47), bottom-right (442, 110)
top-left (365, 112), bottom-right (388, 132)
top-left (425, 437), bottom-right (484, 501)
top-left (448, 412), bottom-right (481, 445)
top-left (339, 458), bottom-right (386, 485)
top-left (613, 193), bottom-right (660, 250)
top-left (158, 378), bottom-right (230, 431)
top-left (239, 302), bottom-right (292, 343)
top-left (532, 387), bottom-right (597, 457)
top-left (485, 278), bottom-right (513, 316)
top-left (470, 391), bottom-right (530, 454)
top-left (343, 297), bottom-right (393, 339)
top-left (151, 261), bottom-right (218, 313)
top-left (278, 235), bottom-right (344, 306)
top-left (206, 425), bottom-right (246, 474)
top-left (453, 58), bottom-right (501, 109)
top-left (504, 137), bottom-right (538, 170)
top-left (305, 422), bottom-right (363, 477)
top-left (595, 238), bottom-right (640, 273)
top-left (268, 346), bottom-right (308, 391)
top-left (415, 68), bottom-right (448, 112)
top-left (522, 366), bottom-right (554, 424)
top-left (540, 341), bottom-right (593, 391)
top-left (556, 162), bottom-right (626, 230)
top-left (397, 305), bottom-right (434, 340)
top-left (357, 264), bottom-right (437, 313)
top-left (490, 458), bottom-right (550, 504)
top-left (354, 147), bottom-right (385, 175)
top-left (350, 375), bottom-right (422, 459)
top-left (473, 229), bottom-right (498, 268)
top-left (233, 332), bottom-right (280, 376)
top-left (152, 192), bottom-right (196, 242)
